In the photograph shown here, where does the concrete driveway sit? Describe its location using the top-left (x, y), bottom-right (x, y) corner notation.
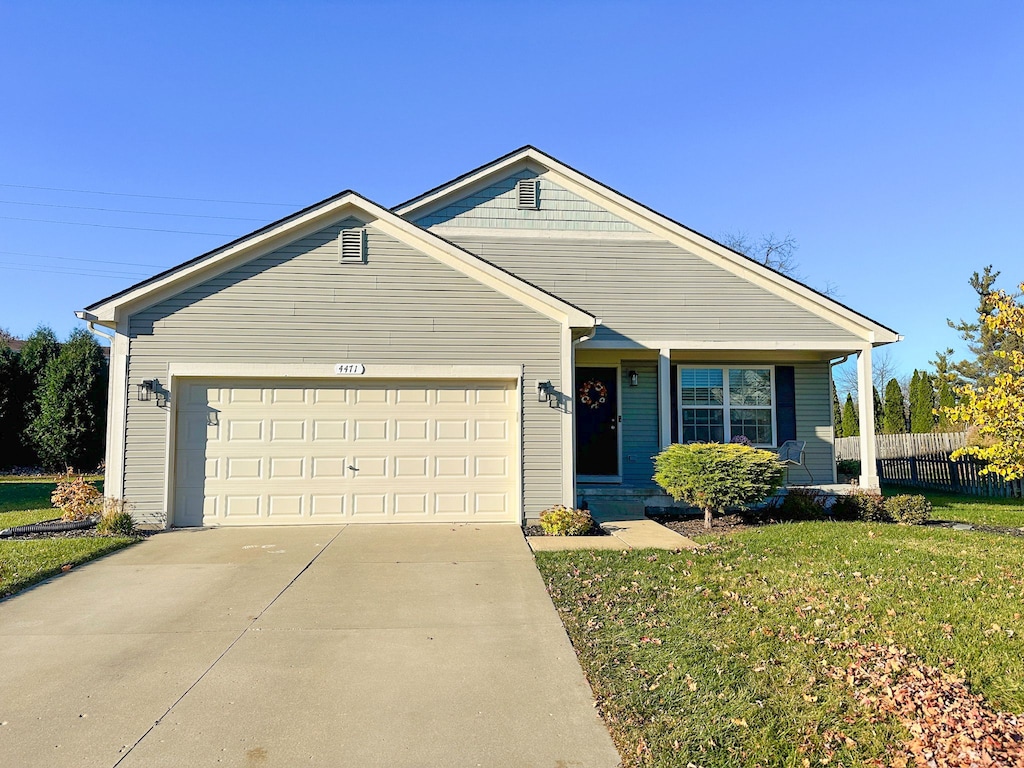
top-left (0, 525), bottom-right (621, 768)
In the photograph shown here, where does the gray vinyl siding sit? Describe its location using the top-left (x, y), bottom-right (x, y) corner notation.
top-left (123, 219), bottom-right (563, 526)
top-left (443, 236), bottom-right (864, 345)
top-left (620, 361), bottom-right (659, 487)
top-left (794, 361), bottom-right (835, 483)
top-left (414, 171), bottom-right (643, 232)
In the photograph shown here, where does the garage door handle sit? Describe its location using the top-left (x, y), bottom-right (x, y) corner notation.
top-left (348, 465), bottom-right (359, 472)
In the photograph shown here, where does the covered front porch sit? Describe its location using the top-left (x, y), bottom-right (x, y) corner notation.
top-left (572, 344), bottom-right (882, 512)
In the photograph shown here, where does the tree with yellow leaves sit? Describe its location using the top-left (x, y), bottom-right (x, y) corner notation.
top-left (944, 282), bottom-right (1024, 480)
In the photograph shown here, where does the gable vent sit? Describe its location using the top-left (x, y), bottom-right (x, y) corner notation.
top-left (339, 228), bottom-right (365, 263)
top-left (516, 178), bottom-right (539, 210)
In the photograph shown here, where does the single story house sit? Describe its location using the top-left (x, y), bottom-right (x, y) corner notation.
top-left (79, 147), bottom-right (898, 528)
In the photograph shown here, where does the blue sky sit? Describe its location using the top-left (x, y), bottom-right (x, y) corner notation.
top-left (1, 1), bottom-right (1021, 392)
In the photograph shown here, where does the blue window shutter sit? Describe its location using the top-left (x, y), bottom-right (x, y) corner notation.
top-left (776, 366), bottom-right (797, 444)
top-left (670, 365), bottom-right (678, 444)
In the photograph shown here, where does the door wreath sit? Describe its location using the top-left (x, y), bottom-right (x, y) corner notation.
top-left (578, 380), bottom-right (608, 409)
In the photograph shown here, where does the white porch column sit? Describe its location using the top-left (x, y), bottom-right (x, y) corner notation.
top-left (856, 345), bottom-right (880, 489)
top-left (658, 348), bottom-right (672, 449)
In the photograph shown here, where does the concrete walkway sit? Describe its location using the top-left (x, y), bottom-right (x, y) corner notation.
top-left (528, 511), bottom-right (699, 552)
top-left (0, 525), bottom-right (621, 768)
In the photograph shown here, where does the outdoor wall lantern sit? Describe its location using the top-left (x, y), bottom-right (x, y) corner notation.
top-left (537, 380), bottom-right (555, 403)
top-left (628, 370), bottom-right (639, 387)
top-left (138, 380), bottom-right (154, 401)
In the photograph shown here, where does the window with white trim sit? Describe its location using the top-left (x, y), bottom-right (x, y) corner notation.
top-left (679, 367), bottom-right (776, 446)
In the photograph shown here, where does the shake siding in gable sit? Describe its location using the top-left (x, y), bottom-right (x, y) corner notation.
top-left (123, 220), bottom-right (563, 526)
top-left (443, 236), bottom-right (864, 346)
top-left (414, 171), bottom-right (644, 232)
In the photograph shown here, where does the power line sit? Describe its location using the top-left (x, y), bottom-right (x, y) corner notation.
top-left (0, 263), bottom-right (150, 279)
top-left (0, 250), bottom-right (170, 269)
top-left (0, 215), bottom-right (232, 236)
top-left (0, 182), bottom-right (299, 207)
top-left (0, 198), bottom-right (268, 222)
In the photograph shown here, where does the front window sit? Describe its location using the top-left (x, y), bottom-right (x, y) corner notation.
top-left (679, 367), bottom-right (775, 446)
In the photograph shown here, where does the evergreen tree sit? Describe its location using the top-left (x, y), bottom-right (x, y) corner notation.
top-left (910, 370), bottom-right (936, 433)
top-left (0, 346), bottom-right (22, 468)
top-left (936, 378), bottom-right (956, 431)
top-left (831, 380), bottom-right (842, 435)
top-left (944, 266), bottom-right (1024, 388)
top-left (841, 394), bottom-right (859, 437)
top-left (873, 386), bottom-right (884, 432)
top-left (17, 326), bottom-right (60, 461)
top-left (25, 329), bottom-right (107, 470)
top-left (883, 378), bottom-right (906, 434)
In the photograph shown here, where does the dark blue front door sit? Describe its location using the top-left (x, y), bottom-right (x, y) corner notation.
top-left (575, 367), bottom-right (618, 476)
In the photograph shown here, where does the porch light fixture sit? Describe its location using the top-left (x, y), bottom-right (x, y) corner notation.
top-left (628, 370), bottom-right (639, 387)
top-left (537, 380), bottom-right (555, 403)
top-left (138, 380), bottom-right (154, 401)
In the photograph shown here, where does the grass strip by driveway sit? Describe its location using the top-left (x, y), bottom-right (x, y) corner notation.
top-left (0, 536), bottom-right (135, 598)
top-left (536, 521), bottom-right (1024, 767)
top-left (0, 481), bottom-right (133, 599)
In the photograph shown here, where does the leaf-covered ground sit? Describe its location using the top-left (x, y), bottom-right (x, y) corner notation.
top-left (536, 521), bottom-right (1024, 767)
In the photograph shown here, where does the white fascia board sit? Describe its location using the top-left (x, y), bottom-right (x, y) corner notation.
top-left (578, 338), bottom-right (882, 351)
top-left (83, 191), bottom-right (595, 331)
top-left (85, 196), bottom-right (371, 323)
top-left (396, 148), bottom-right (899, 345)
top-left (394, 149), bottom-right (541, 220)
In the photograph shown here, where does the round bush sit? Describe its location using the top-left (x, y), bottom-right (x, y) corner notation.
top-left (831, 488), bottom-right (890, 522)
top-left (97, 511), bottom-right (136, 536)
top-left (539, 505), bottom-right (593, 536)
top-left (777, 487), bottom-right (828, 521)
top-left (884, 494), bottom-right (932, 525)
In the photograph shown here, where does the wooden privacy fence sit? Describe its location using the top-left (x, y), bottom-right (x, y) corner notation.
top-left (834, 432), bottom-right (1023, 498)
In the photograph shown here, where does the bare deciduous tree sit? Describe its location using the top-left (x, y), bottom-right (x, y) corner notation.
top-left (720, 231), bottom-right (839, 298)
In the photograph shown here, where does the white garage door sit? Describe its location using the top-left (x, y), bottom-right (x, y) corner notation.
top-left (173, 378), bottom-right (519, 526)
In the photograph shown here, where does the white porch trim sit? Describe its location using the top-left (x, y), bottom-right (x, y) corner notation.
top-left (856, 346), bottom-right (880, 489)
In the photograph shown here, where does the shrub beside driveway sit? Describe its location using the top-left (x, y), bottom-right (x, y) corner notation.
top-left (536, 517), bottom-right (1024, 767)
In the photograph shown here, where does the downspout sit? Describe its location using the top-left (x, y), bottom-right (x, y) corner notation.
top-left (75, 311), bottom-right (114, 343)
top-left (828, 354), bottom-right (851, 483)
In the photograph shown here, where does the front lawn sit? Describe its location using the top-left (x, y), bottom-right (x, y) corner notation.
top-left (536, 522), bottom-right (1024, 767)
top-left (0, 480), bottom-right (134, 599)
top-left (886, 487), bottom-right (1024, 529)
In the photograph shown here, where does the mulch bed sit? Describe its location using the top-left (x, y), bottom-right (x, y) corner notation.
top-left (931, 520), bottom-right (1024, 538)
top-left (647, 512), bottom-right (755, 538)
top-left (2, 519), bottom-right (157, 541)
top-left (522, 522), bottom-right (609, 537)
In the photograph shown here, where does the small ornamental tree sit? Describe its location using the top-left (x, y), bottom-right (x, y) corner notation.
top-left (945, 282), bottom-right (1024, 480)
top-left (883, 377), bottom-right (906, 434)
top-left (653, 443), bottom-right (784, 529)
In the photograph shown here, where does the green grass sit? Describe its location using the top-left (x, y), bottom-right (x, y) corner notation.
top-left (0, 474), bottom-right (103, 483)
top-left (536, 522), bottom-right (1024, 767)
top-left (884, 487), bottom-right (1024, 528)
top-left (0, 480), bottom-right (132, 599)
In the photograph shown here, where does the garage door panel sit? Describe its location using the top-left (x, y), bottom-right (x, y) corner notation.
top-left (174, 378), bottom-right (519, 526)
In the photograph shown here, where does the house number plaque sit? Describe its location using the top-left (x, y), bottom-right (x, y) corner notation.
top-left (334, 363), bottom-right (366, 375)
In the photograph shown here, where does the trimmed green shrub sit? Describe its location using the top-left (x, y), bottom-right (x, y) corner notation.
top-left (830, 488), bottom-right (889, 522)
top-left (776, 487), bottom-right (829, 521)
top-left (539, 505), bottom-right (593, 536)
top-left (884, 494), bottom-right (932, 525)
top-left (97, 497), bottom-right (136, 536)
top-left (653, 442), bottom-right (784, 529)
top-left (836, 459), bottom-right (861, 477)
